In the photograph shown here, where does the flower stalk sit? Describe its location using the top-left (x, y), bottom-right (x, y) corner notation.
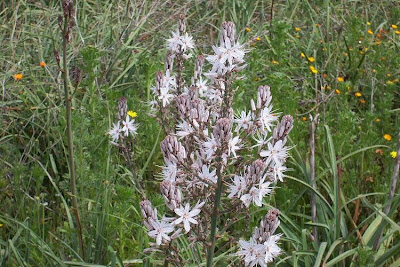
top-left (61, 0), bottom-right (84, 258)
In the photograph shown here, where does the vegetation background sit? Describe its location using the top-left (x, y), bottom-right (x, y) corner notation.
top-left (0, 0), bottom-right (399, 266)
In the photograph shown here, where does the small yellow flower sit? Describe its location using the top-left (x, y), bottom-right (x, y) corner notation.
top-left (360, 99), bottom-right (366, 104)
top-left (245, 27), bottom-right (251, 32)
top-left (367, 22), bottom-right (371, 26)
top-left (395, 30), bottom-right (400, 35)
top-left (387, 73), bottom-right (391, 77)
top-left (256, 37), bottom-right (261, 41)
top-left (322, 48), bottom-right (327, 51)
top-left (375, 118), bottom-right (381, 122)
top-left (337, 77), bottom-right (344, 82)
top-left (367, 29), bottom-right (373, 35)
top-left (384, 134), bottom-right (392, 141)
top-left (300, 53), bottom-right (305, 58)
top-left (315, 23), bottom-right (321, 28)
top-left (0, 224), bottom-right (3, 227)
top-left (272, 60), bottom-right (279, 65)
top-left (309, 66), bottom-right (318, 74)
top-left (335, 89), bottom-right (341, 94)
top-left (386, 80), bottom-right (394, 85)
top-left (372, 69), bottom-right (376, 73)
top-left (128, 110), bottom-right (138, 118)
top-left (381, 57), bottom-right (386, 61)
top-left (308, 57), bottom-right (315, 62)
top-left (14, 73), bottom-right (23, 80)
top-left (355, 92), bottom-right (362, 97)
top-left (375, 41), bottom-right (381, 46)
top-left (40, 61), bottom-right (46, 68)
top-left (391, 24), bottom-right (398, 29)
top-left (295, 27), bottom-right (301, 32)
top-left (302, 116), bottom-right (307, 121)
top-left (391, 151), bottom-right (397, 158)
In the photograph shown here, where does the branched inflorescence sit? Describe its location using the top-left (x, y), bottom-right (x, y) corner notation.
top-left (141, 16), bottom-right (293, 266)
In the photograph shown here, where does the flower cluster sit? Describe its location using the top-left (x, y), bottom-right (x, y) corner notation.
top-left (108, 97), bottom-right (138, 144)
top-left (141, 16), bottom-right (293, 266)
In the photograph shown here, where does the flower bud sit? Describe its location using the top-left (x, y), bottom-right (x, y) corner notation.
top-left (160, 135), bottom-right (187, 163)
top-left (272, 115), bottom-right (293, 145)
top-left (118, 96), bottom-right (128, 122)
top-left (160, 180), bottom-right (182, 210)
top-left (178, 14), bottom-right (186, 34)
top-left (165, 52), bottom-right (174, 72)
top-left (246, 159), bottom-right (266, 185)
top-left (220, 21), bottom-right (235, 47)
top-left (213, 118), bottom-right (232, 144)
top-left (257, 85), bottom-right (272, 109)
top-left (252, 208), bottom-right (280, 243)
top-left (140, 200), bottom-right (157, 231)
top-left (194, 55), bottom-right (204, 80)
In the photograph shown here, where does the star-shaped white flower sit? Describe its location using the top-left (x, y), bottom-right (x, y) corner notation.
top-left (167, 31), bottom-right (181, 52)
top-left (178, 33), bottom-right (195, 52)
top-left (121, 115), bottom-right (137, 136)
top-left (198, 165), bottom-right (217, 184)
top-left (259, 106), bottom-right (277, 133)
top-left (158, 86), bottom-right (174, 107)
top-left (234, 110), bottom-right (253, 132)
top-left (108, 122), bottom-right (121, 142)
top-left (260, 140), bottom-right (289, 166)
top-left (228, 136), bottom-right (241, 158)
top-left (264, 234), bottom-right (282, 263)
top-left (173, 202), bottom-right (205, 233)
top-left (148, 219), bottom-right (174, 246)
top-left (227, 175), bottom-right (246, 199)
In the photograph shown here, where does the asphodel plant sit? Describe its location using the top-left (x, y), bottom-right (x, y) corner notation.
top-left (140, 15), bottom-right (293, 266)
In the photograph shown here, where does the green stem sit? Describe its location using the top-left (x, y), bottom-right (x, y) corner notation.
top-left (63, 15), bottom-right (84, 258)
top-left (206, 164), bottom-right (223, 267)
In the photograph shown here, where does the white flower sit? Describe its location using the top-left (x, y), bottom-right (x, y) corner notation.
top-left (218, 39), bottom-right (245, 66)
top-left (227, 175), bottom-right (246, 199)
top-left (162, 161), bottom-right (177, 181)
top-left (264, 234), bottom-right (282, 263)
top-left (148, 219), bottom-right (174, 246)
top-left (234, 111), bottom-right (253, 132)
top-left (228, 136), bottom-right (241, 158)
top-left (251, 244), bottom-right (268, 267)
top-left (260, 140), bottom-right (289, 166)
top-left (158, 86), bottom-right (174, 107)
top-left (196, 77), bottom-right (208, 96)
top-left (176, 120), bottom-right (194, 139)
top-left (174, 201), bottom-right (205, 233)
top-left (240, 187), bottom-right (262, 207)
top-left (121, 115), bottom-right (137, 136)
top-left (198, 165), bottom-right (217, 184)
top-left (178, 33), bottom-right (195, 52)
top-left (258, 180), bottom-right (273, 201)
top-left (167, 31), bottom-right (181, 52)
top-left (108, 122), bottom-right (121, 142)
top-left (237, 238), bottom-right (261, 265)
top-left (259, 106), bottom-right (277, 133)
top-left (164, 70), bottom-right (177, 90)
top-left (201, 135), bottom-right (218, 159)
top-left (271, 163), bottom-right (287, 183)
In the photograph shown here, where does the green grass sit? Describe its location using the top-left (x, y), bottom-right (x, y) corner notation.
top-left (1, 0), bottom-right (399, 266)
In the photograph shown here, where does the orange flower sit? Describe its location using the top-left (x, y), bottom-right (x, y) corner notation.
top-left (13, 73), bottom-right (23, 80)
top-left (355, 92), bottom-right (362, 97)
top-left (295, 27), bottom-right (301, 32)
top-left (245, 27), bottom-right (251, 32)
top-left (360, 99), bottom-right (366, 104)
top-left (302, 116), bottom-right (307, 121)
top-left (40, 61), bottom-right (46, 68)
top-left (384, 134), bottom-right (392, 141)
top-left (337, 77), bottom-right (344, 82)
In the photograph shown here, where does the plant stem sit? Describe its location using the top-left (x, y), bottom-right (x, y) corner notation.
top-left (63, 15), bottom-right (84, 258)
top-left (206, 164), bottom-right (223, 267)
top-left (309, 114), bottom-right (319, 244)
top-left (373, 133), bottom-right (400, 250)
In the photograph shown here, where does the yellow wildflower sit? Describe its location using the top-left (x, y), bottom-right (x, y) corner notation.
top-left (300, 53), bottom-right (305, 58)
top-left (384, 134), bottom-right (392, 141)
top-left (309, 66), bottom-right (318, 74)
top-left (355, 92), bottom-right (362, 97)
top-left (367, 22), bottom-right (371, 26)
top-left (245, 27), bottom-right (251, 32)
top-left (372, 69), bottom-right (376, 73)
top-left (391, 24), bottom-right (398, 29)
top-left (337, 77), bottom-right (344, 82)
top-left (128, 110), bottom-right (138, 118)
top-left (375, 118), bottom-right (381, 122)
top-left (295, 27), bottom-right (301, 32)
top-left (308, 57), bottom-right (315, 62)
top-left (395, 30), bottom-right (400, 35)
top-left (391, 151), bottom-right (397, 158)
top-left (335, 89), bottom-right (341, 94)
top-left (315, 23), bottom-right (321, 28)
top-left (367, 29), bottom-right (373, 35)
top-left (360, 99), bottom-right (366, 104)
top-left (256, 37), bottom-right (261, 41)
top-left (14, 73), bottom-right (23, 80)
top-left (272, 60), bottom-right (279, 65)
top-left (302, 116), bottom-right (307, 121)
top-left (386, 80), bottom-right (394, 85)
top-left (40, 61), bottom-right (46, 68)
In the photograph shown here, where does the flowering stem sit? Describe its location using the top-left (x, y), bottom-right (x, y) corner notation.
top-left (206, 162), bottom-right (223, 267)
top-left (62, 12), bottom-right (84, 258)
